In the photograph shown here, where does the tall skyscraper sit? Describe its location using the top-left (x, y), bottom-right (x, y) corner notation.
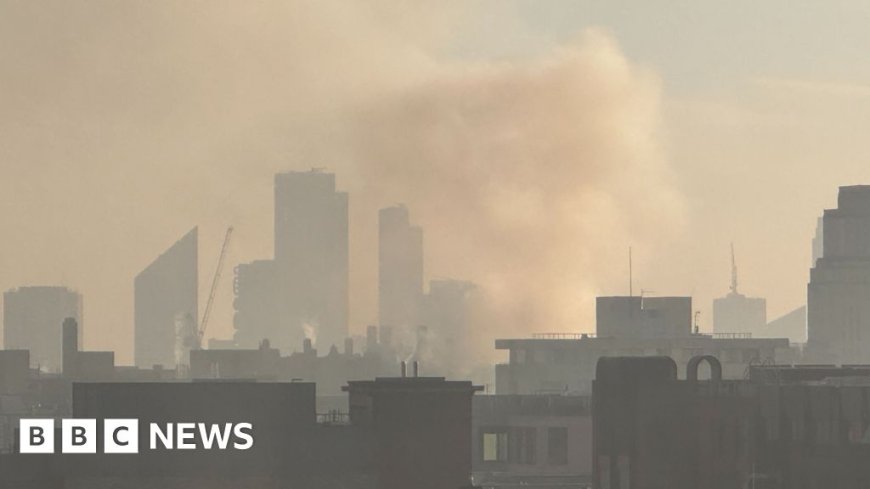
top-left (3, 286), bottom-right (82, 371)
top-left (808, 185), bottom-right (870, 364)
top-left (134, 227), bottom-right (198, 368)
top-left (274, 170), bottom-right (348, 352)
top-left (378, 204), bottom-right (423, 330)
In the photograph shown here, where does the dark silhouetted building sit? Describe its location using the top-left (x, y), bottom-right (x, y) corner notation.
top-left (808, 185), bottom-right (870, 364)
top-left (594, 355), bottom-right (870, 489)
top-left (62, 317), bottom-right (114, 381)
top-left (71, 381), bottom-right (315, 479)
top-left (3, 285), bottom-right (82, 372)
top-left (134, 227), bottom-right (198, 369)
top-left (191, 333), bottom-right (398, 396)
top-left (378, 204), bottom-right (423, 331)
top-left (345, 375), bottom-right (483, 489)
top-left (274, 170), bottom-right (348, 353)
top-left (0, 373), bottom-right (482, 488)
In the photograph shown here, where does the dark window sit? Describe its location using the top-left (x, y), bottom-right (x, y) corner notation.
top-left (510, 427), bottom-right (537, 464)
top-left (741, 349), bottom-right (760, 362)
top-left (547, 427), bottom-right (568, 465)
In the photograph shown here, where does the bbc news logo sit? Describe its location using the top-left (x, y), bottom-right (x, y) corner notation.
top-left (19, 419), bottom-right (254, 454)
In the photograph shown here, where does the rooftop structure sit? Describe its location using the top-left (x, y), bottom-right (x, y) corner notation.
top-left (495, 334), bottom-right (790, 395)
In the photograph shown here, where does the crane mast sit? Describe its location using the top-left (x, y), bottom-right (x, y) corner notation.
top-left (199, 226), bottom-right (234, 342)
top-left (730, 242), bottom-right (738, 295)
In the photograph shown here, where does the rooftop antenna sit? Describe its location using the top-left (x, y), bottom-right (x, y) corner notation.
top-left (629, 246), bottom-right (633, 297)
top-left (730, 242), bottom-right (738, 295)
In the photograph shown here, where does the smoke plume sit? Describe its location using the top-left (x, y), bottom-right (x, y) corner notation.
top-left (0, 1), bottom-right (683, 362)
top-left (347, 30), bottom-right (683, 362)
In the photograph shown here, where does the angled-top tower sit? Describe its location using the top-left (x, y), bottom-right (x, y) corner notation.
top-left (134, 227), bottom-right (198, 368)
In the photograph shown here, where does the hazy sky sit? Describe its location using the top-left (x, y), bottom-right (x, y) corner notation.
top-left (3, 1), bottom-right (870, 363)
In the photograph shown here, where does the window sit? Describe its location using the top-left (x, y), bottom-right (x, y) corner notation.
top-left (510, 427), bottom-right (537, 464)
top-left (482, 430), bottom-right (508, 462)
top-left (741, 349), bottom-right (760, 362)
top-left (547, 427), bottom-right (568, 465)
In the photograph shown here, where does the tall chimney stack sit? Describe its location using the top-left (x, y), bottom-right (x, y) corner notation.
top-left (62, 317), bottom-right (79, 378)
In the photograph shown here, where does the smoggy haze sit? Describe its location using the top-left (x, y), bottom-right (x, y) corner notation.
top-left (2, 1), bottom-right (870, 363)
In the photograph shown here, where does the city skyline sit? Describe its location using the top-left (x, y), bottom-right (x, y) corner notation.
top-left (4, 2), bottom-right (870, 364)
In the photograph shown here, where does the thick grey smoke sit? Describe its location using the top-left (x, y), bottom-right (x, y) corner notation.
top-left (0, 2), bottom-right (682, 362)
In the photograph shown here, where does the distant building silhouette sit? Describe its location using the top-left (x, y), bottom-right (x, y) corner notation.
top-left (713, 294), bottom-right (766, 335)
top-left (3, 286), bottom-right (81, 372)
top-left (134, 227), bottom-right (198, 368)
top-left (712, 245), bottom-right (767, 335)
top-left (274, 170), bottom-right (348, 352)
top-left (62, 317), bottom-right (114, 381)
top-left (232, 259), bottom-right (282, 349)
top-left (420, 279), bottom-right (476, 377)
top-left (764, 305), bottom-right (806, 343)
top-left (808, 185), bottom-right (870, 363)
top-left (378, 204), bottom-right (423, 331)
top-left (596, 296), bottom-right (692, 338)
top-left (191, 331), bottom-right (399, 396)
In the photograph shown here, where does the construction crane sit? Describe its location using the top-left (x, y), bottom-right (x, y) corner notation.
top-left (199, 226), bottom-right (234, 343)
top-left (730, 242), bottom-right (739, 295)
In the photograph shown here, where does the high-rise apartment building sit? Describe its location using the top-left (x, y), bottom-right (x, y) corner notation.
top-left (378, 204), bottom-right (423, 330)
top-left (134, 227), bottom-right (198, 368)
top-left (274, 170), bottom-right (348, 352)
top-left (808, 185), bottom-right (870, 363)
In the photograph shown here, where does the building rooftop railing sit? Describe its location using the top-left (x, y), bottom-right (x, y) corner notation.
top-left (531, 333), bottom-right (596, 340)
top-left (710, 332), bottom-right (753, 339)
top-left (317, 410), bottom-right (350, 425)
